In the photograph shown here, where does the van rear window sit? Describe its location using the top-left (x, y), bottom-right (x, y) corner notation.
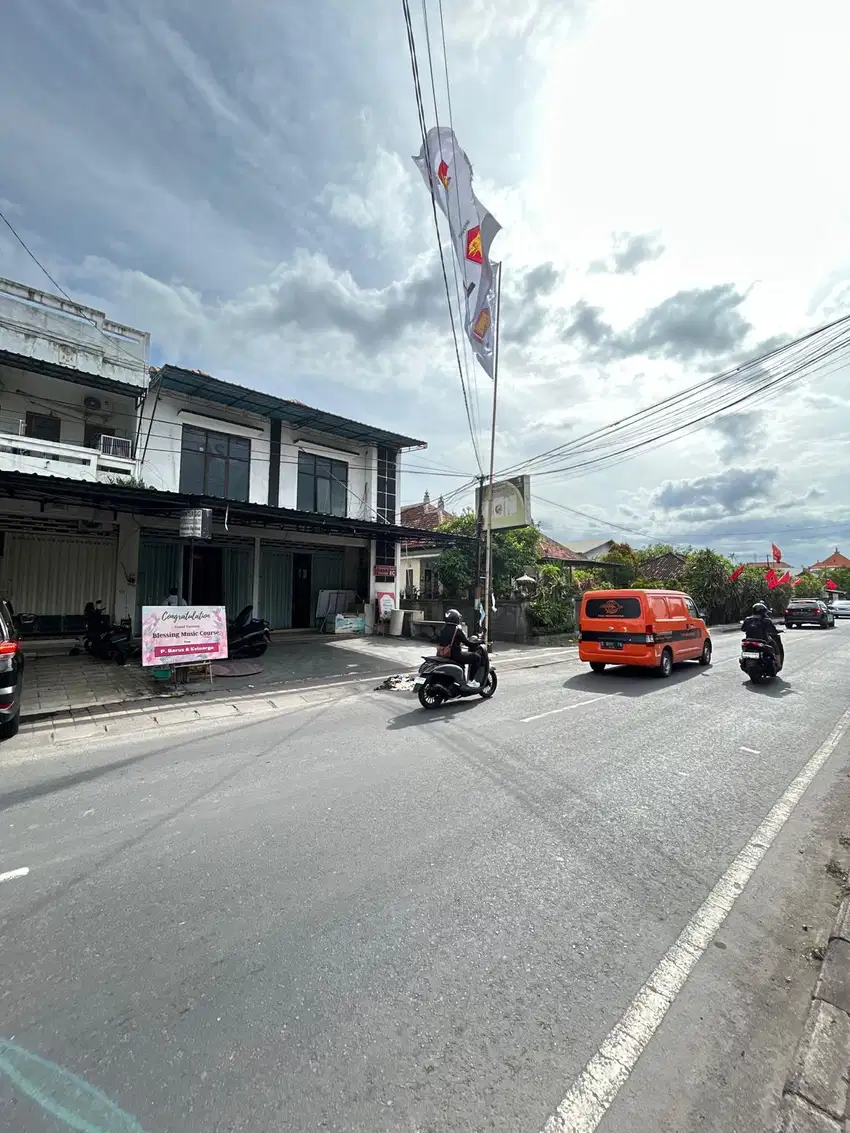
top-left (584, 597), bottom-right (642, 619)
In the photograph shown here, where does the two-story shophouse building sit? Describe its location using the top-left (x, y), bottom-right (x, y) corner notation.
top-left (0, 276), bottom-right (463, 633)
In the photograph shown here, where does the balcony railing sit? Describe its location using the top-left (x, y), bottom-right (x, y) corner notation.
top-left (0, 416), bottom-right (139, 482)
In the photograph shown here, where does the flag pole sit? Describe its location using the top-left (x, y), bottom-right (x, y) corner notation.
top-left (483, 261), bottom-right (502, 650)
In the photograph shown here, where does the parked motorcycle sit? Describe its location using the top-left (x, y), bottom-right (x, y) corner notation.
top-left (739, 632), bottom-right (784, 684)
top-left (228, 605), bottom-right (271, 658)
top-left (413, 635), bottom-right (498, 709)
top-left (73, 602), bottom-right (138, 665)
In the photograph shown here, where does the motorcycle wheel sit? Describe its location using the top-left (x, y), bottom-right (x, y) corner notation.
top-left (418, 682), bottom-right (443, 709)
top-left (478, 671), bottom-right (498, 699)
top-left (747, 669), bottom-right (764, 684)
top-left (246, 643), bottom-right (267, 658)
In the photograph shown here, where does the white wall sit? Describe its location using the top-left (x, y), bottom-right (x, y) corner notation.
top-left (140, 392), bottom-right (271, 502)
top-left (0, 276), bottom-right (149, 389)
top-left (0, 361), bottom-right (138, 447)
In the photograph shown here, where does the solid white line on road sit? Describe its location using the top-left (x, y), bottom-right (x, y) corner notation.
top-left (740, 746), bottom-right (760, 754)
top-left (540, 705), bottom-right (850, 1133)
top-left (521, 699), bottom-right (602, 723)
top-left (0, 867), bottom-right (30, 883)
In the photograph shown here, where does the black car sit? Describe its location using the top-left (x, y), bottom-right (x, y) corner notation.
top-left (785, 599), bottom-right (835, 629)
top-left (0, 599), bottom-right (24, 739)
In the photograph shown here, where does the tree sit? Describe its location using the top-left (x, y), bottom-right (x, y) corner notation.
top-left (434, 513), bottom-right (543, 598)
top-left (681, 549), bottom-right (735, 620)
top-left (791, 572), bottom-right (824, 599)
top-left (602, 542), bottom-right (638, 586)
top-left (527, 563), bottom-right (579, 635)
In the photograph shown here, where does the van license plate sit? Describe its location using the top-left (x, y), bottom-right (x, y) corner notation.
top-left (601, 640), bottom-right (623, 650)
top-left (413, 677), bottom-right (426, 686)
top-left (741, 651), bottom-right (761, 659)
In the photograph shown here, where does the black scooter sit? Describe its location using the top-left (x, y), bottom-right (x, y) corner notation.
top-left (413, 635), bottom-right (498, 709)
top-left (739, 630), bottom-right (784, 684)
top-left (228, 605), bottom-right (271, 658)
top-left (74, 603), bottom-right (137, 665)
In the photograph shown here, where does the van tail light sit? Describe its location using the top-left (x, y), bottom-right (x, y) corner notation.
top-left (0, 641), bottom-right (18, 655)
top-left (645, 623), bottom-right (654, 643)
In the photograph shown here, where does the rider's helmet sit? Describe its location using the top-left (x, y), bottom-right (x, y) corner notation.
top-left (751, 602), bottom-right (768, 614)
top-left (444, 608), bottom-right (462, 624)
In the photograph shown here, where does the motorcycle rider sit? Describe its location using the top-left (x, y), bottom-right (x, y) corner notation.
top-left (742, 601), bottom-right (784, 669)
top-left (435, 608), bottom-right (479, 687)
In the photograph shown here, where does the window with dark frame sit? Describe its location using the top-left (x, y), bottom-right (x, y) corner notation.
top-left (179, 425), bottom-right (251, 502)
top-left (25, 412), bottom-right (61, 443)
top-left (376, 446), bottom-right (397, 524)
top-left (296, 451), bottom-right (348, 517)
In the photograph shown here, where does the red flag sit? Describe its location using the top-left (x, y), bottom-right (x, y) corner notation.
top-left (776, 570), bottom-right (791, 585)
top-left (826, 578), bottom-right (837, 590)
top-left (771, 543), bottom-right (782, 563)
top-left (765, 567), bottom-right (777, 584)
top-left (792, 577), bottom-right (802, 587)
top-left (728, 565), bottom-right (745, 582)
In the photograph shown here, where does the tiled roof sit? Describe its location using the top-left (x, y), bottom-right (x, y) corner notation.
top-left (809, 550), bottom-right (850, 571)
top-left (400, 501), bottom-right (453, 531)
top-left (539, 536), bottom-right (587, 562)
top-left (640, 551), bottom-right (687, 580)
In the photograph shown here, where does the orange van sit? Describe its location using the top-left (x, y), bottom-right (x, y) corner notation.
top-left (578, 589), bottom-right (712, 678)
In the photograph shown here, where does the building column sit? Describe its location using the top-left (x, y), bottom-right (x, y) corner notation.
top-left (252, 535), bottom-right (261, 613)
top-left (115, 513), bottom-right (140, 628)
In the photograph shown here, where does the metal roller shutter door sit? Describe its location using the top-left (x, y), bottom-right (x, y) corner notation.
top-left (258, 545), bottom-right (293, 629)
top-left (3, 533), bottom-right (117, 617)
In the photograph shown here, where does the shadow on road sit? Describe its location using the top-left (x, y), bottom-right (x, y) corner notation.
top-left (386, 700), bottom-right (483, 730)
top-left (563, 662), bottom-right (712, 698)
top-left (742, 676), bottom-right (797, 697)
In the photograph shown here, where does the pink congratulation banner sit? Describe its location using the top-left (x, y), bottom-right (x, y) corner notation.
top-left (141, 606), bottom-right (228, 667)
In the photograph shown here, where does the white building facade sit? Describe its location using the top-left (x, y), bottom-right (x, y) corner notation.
top-left (0, 277), bottom-right (462, 634)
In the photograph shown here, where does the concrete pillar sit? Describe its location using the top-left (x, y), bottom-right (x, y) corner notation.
top-left (115, 513), bottom-right (140, 628)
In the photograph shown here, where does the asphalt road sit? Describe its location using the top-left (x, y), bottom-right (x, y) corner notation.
top-left (2, 624), bottom-right (850, 1133)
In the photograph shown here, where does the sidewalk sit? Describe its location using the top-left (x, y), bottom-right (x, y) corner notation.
top-left (775, 837), bottom-right (850, 1132)
top-left (14, 635), bottom-right (576, 746)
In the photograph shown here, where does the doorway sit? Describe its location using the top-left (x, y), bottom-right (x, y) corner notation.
top-left (183, 545), bottom-right (224, 606)
top-left (291, 553), bottom-right (312, 628)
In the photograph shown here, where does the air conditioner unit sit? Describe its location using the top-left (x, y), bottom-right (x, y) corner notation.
top-left (83, 396), bottom-right (102, 411)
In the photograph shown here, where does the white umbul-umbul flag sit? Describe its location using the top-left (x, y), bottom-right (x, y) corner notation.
top-left (414, 126), bottom-right (501, 377)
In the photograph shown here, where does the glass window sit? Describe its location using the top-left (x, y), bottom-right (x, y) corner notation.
top-left (297, 470), bottom-right (314, 511)
top-left (179, 450), bottom-right (206, 494)
top-left (179, 425), bottom-right (250, 501)
top-left (25, 412), bottom-right (61, 443)
top-left (584, 596), bottom-right (642, 619)
top-left (228, 460), bottom-right (249, 502)
top-left (316, 477), bottom-right (331, 514)
top-left (296, 450), bottom-right (348, 516)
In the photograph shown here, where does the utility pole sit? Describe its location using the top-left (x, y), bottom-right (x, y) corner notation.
top-left (474, 473), bottom-right (485, 606)
top-left (482, 261), bottom-right (503, 650)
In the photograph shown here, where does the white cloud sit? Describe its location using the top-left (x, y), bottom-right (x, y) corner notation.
top-left (1, 0), bottom-right (849, 567)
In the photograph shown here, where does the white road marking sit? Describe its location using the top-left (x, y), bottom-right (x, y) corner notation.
top-left (0, 867), bottom-right (30, 884)
top-left (521, 699), bottom-right (602, 723)
top-left (540, 705), bottom-right (850, 1133)
top-left (740, 746), bottom-right (760, 754)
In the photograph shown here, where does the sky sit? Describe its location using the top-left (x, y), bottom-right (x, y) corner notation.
top-left (2, 0), bottom-right (849, 568)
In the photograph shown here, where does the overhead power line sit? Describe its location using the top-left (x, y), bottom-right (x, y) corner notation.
top-left (495, 313), bottom-right (850, 484)
top-left (401, 0), bottom-right (484, 476)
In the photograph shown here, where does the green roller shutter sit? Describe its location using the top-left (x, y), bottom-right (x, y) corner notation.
top-left (223, 544), bottom-right (254, 618)
top-left (258, 545), bottom-right (293, 628)
top-left (136, 539), bottom-right (182, 627)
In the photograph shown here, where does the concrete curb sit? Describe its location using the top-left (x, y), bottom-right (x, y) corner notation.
top-left (776, 893), bottom-right (850, 1131)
